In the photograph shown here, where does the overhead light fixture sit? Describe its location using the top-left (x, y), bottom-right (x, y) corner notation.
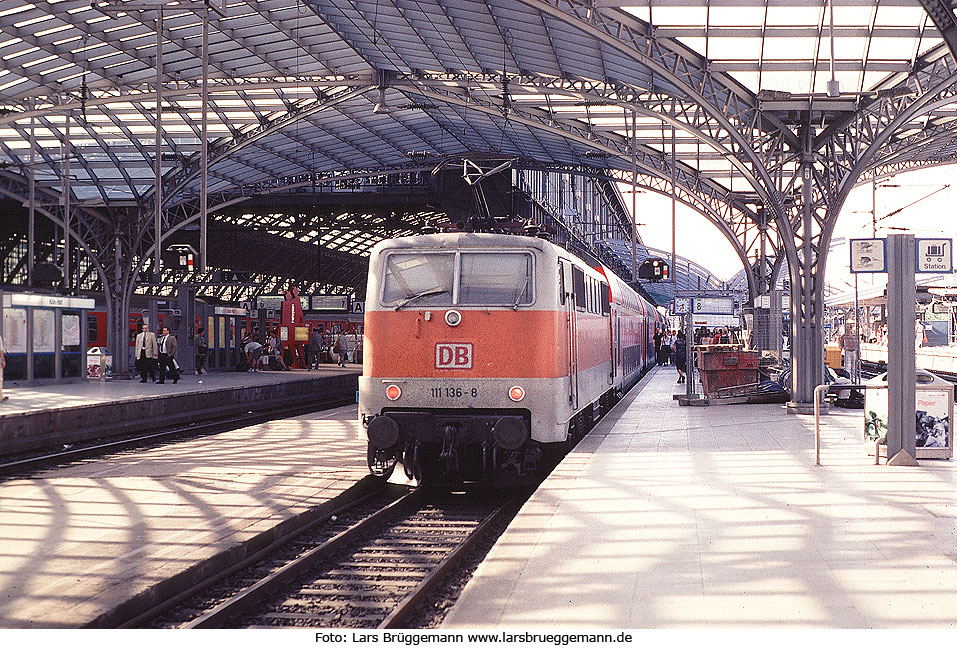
top-left (373, 86), bottom-right (390, 114)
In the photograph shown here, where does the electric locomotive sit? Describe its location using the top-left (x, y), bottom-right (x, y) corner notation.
top-left (359, 232), bottom-right (664, 485)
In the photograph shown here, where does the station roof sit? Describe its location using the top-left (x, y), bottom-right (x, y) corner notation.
top-left (0, 1), bottom-right (955, 263)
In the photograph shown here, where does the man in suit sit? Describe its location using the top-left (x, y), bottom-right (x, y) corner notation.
top-left (157, 326), bottom-right (179, 384)
top-left (134, 323), bottom-right (158, 383)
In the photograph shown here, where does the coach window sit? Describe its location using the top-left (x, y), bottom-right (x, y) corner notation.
top-left (382, 253), bottom-right (454, 307)
top-left (572, 266), bottom-right (586, 311)
top-left (459, 252), bottom-right (533, 306)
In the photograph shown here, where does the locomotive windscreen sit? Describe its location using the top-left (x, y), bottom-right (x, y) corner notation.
top-left (382, 251), bottom-right (533, 307)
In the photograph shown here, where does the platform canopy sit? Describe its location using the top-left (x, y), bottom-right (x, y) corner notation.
top-left (0, 0), bottom-right (952, 207)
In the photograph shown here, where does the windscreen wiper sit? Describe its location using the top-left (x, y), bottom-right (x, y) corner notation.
top-left (511, 276), bottom-right (530, 310)
top-left (393, 287), bottom-right (448, 309)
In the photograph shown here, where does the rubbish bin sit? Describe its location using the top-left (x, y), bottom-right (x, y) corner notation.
top-left (86, 347), bottom-right (112, 380)
top-left (864, 369), bottom-right (954, 459)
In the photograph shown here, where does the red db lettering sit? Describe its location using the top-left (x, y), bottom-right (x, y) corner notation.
top-left (435, 343), bottom-right (473, 369)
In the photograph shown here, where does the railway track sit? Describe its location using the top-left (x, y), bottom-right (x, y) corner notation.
top-left (0, 394), bottom-right (353, 477)
top-left (144, 485), bottom-right (522, 629)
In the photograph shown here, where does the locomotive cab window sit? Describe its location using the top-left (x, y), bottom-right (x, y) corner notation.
top-left (382, 250), bottom-right (533, 308)
top-left (458, 252), bottom-right (533, 306)
top-left (382, 253), bottom-right (454, 307)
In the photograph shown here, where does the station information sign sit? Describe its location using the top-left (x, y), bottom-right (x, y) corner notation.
top-left (692, 297), bottom-right (734, 315)
top-left (309, 295), bottom-right (350, 312)
top-left (256, 295), bottom-right (284, 310)
top-left (917, 238), bottom-right (953, 273)
top-left (850, 238), bottom-right (887, 273)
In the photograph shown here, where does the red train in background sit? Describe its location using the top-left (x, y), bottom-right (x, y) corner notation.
top-left (85, 293), bottom-right (363, 369)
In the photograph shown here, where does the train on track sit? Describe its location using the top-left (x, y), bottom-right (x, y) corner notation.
top-left (359, 232), bottom-right (666, 486)
top-left (86, 302), bottom-right (362, 370)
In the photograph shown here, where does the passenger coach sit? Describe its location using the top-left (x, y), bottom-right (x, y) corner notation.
top-left (359, 232), bottom-right (664, 485)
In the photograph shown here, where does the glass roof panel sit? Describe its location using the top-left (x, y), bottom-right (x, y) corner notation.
top-left (707, 6), bottom-right (766, 27)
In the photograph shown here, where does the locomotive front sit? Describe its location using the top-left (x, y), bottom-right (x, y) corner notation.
top-left (359, 233), bottom-right (566, 485)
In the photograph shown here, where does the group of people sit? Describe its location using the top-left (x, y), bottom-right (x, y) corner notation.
top-left (653, 327), bottom-right (688, 384)
top-left (242, 329), bottom-right (289, 372)
top-left (134, 323), bottom-right (187, 384)
top-left (307, 328), bottom-right (352, 369)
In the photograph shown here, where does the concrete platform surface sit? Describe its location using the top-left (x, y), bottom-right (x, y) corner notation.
top-left (0, 364), bottom-right (359, 416)
top-left (444, 368), bottom-right (957, 628)
top-left (0, 401), bottom-right (367, 628)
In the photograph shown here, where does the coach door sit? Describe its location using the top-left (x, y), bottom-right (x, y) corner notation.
top-left (560, 259), bottom-right (578, 410)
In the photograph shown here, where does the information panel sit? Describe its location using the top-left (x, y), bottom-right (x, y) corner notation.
top-left (693, 297), bottom-right (734, 315)
top-left (850, 238), bottom-right (887, 273)
top-left (309, 295), bottom-right (350, 312)
top-left (917, 238), bottom-right (953, 273)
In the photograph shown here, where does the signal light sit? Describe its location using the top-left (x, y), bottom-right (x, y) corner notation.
top-left (508, 386), bottom-right (525, 401)
top-left (386, 384), bottom-right (402, 400)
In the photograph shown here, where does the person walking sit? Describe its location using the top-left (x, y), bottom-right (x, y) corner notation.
top-left (0, 327), bottom-right (7, 402)
top-left (157, 326), bottom-right (180, 384)
top-left (334, 330), bottom-right (350, 367)
top-left (308, 327), bottom-right (323, 369)
top-left (653, 327), bottom-right (664, 366)
top-left (673, 331), bottom-right (688, 384)
top-left (134, 323), bottom-right (159, 383)
top-left (194, 327), bottom-right (208, 375)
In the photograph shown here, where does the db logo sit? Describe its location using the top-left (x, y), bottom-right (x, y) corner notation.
top-left (435, 343), bottom-right (473, 369)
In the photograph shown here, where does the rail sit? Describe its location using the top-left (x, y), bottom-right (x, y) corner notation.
top-left (814, 382), bottom-right (886, 466)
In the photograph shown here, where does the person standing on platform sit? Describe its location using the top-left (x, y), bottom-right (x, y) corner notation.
top-left (334, 330), bottom-right (350, 367)
top-left (194, 327), bottom-right (208, 375)
top-left (134, 323), bottom-right (158, 383)
top-left (0, 328), bottom-right (7, 402)
top-left (308, 327), bottom-right (323, 369)
top-left (157, 326), bottom-right (180, 384)
top-left (673, 331), bottom-right (688, 384)
top-left (653, 327), bottom-right (664, 366)
top-left (659, 330), bottom-right (673, 367)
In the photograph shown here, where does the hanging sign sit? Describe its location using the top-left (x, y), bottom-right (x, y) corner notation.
top-left (916, 238), bottom-right (953, 273)
top-left (849, 238), bottom-right (887, 273)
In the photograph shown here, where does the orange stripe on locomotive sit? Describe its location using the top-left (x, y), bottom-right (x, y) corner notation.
top-left (362, 309), bottom-right (611, 379)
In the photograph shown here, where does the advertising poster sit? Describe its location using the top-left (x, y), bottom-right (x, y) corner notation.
top-left (865, 387), bottom-right (954, 458)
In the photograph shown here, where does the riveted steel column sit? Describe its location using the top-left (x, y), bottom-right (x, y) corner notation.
top-left (885, 232), bottom-right (918, 465)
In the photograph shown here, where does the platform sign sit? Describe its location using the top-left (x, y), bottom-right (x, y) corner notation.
top-left (917, 238), bottom-right (953, 273)
top-left (256, 295), bottom-right (283, 310)
top-left (693, 297), bottom-right (734, 315)
top-left (850, 238), bottom-right (887, 273)
top-left (309, 295), bottom-right (350, 312)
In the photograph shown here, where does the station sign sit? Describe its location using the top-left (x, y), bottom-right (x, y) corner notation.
top-left (850, 238), bottom-right (887, 273)
top-left (256, 295), bottom-right (284, 310)
top-left (309, 295), bottom-right (350, 312)
top-left (692, 297), bottom-right (734, 315)
top-left (917, 238), bottom-right (953, 274)
top-left (6, 293), bottom-right (95, 309)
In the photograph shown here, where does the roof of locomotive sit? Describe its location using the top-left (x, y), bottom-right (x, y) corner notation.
top-left (368, 231), bottom-right (551, 256)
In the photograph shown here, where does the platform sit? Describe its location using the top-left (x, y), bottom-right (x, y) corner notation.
top-left (444, 368), bottom-right (957, 628)
top-left (0, 397), bottom-right (369, 628)
top-left (0, 365), bottom-right (360, 457)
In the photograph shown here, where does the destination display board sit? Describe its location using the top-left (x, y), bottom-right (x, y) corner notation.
top-left (309, 295), bottom-right (350, 312)
top-left (693, 297), bottom-right (734, 315)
